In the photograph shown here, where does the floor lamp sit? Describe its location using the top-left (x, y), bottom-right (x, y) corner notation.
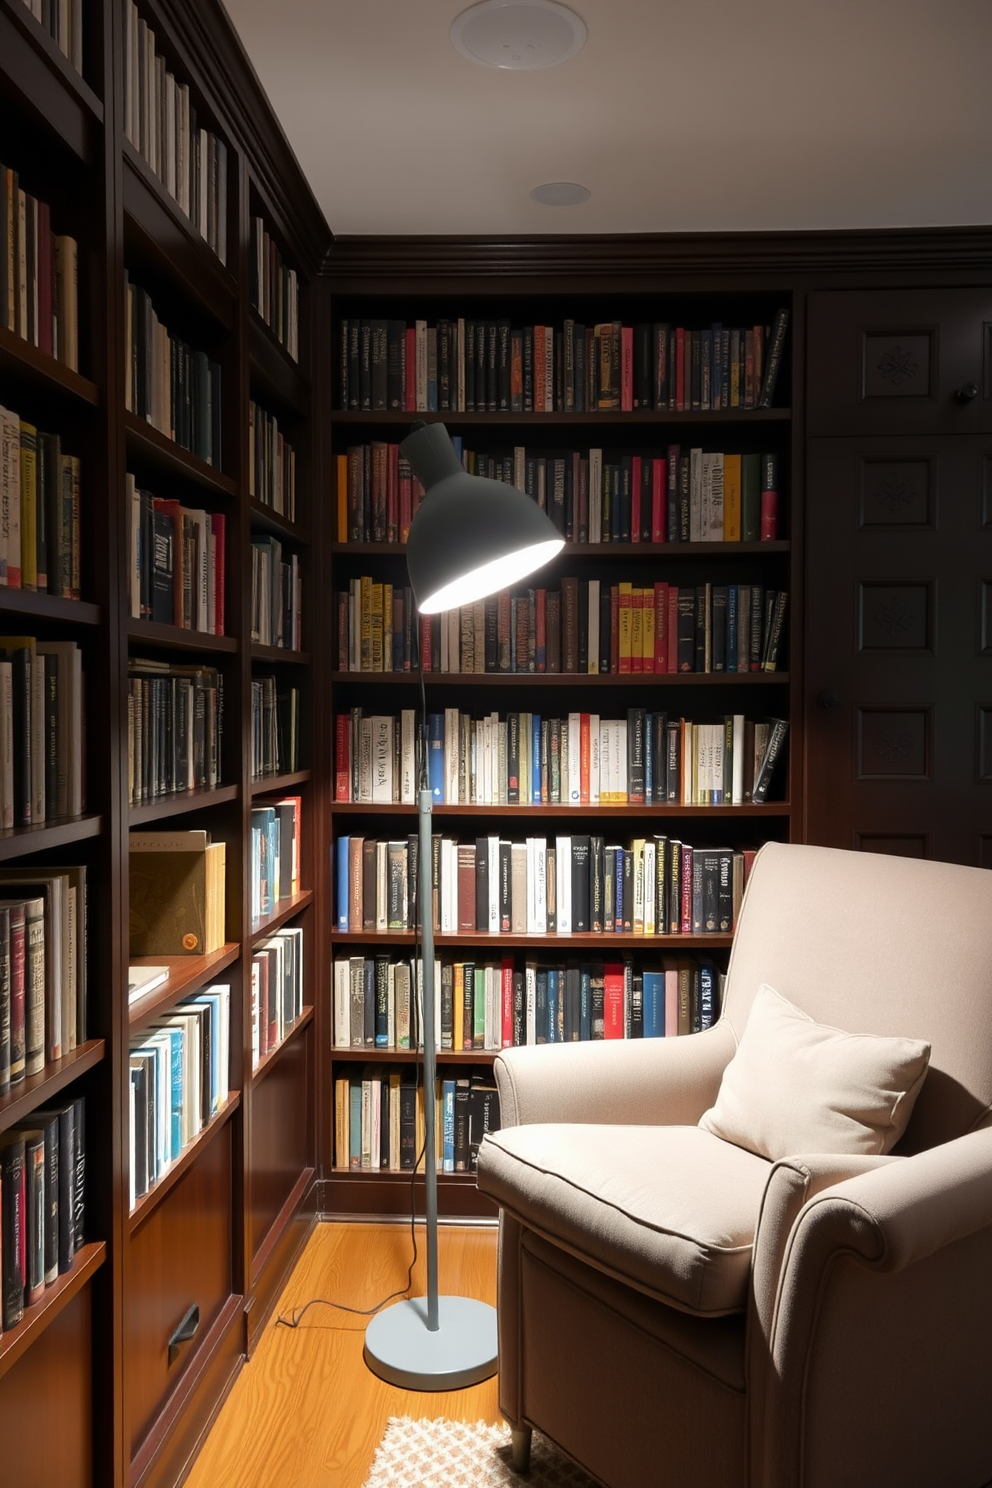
top-left (363, 421), bottom-right (564, 1390)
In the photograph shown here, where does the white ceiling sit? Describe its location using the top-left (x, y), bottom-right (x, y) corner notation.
top-left (221, 0), bottom-right (991, 238)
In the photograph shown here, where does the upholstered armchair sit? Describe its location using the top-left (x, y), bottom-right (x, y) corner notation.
top-left (476, 843), bottom-right (992, 1488)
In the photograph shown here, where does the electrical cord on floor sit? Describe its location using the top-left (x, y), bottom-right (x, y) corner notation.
top-left (278, 679), bottom-right (434, 1332)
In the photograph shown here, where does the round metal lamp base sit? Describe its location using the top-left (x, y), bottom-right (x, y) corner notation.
top-left (364, 1296), bottom-right (498, 1391)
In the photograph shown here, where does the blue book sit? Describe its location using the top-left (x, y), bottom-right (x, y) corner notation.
top-left (189, 990), bottom-right (224, 1113)
top-left (726, 585), bottom-right (738, 674)
top-left (614, 848), bottom-right (624, 931)
top-left (451, 434), bottom-right (463, 463)
top-left (159, 1027), bottom-right (184, 1158)
top-left (535, 969), bottom-right (548, 1044)
top-left (698, 960), bottom-right (716, 1030)
top-left (442, 1078), bottom-right (456, 1173)
top-left (531, 714), bottom-right (542, 802)
top-left (336, 835), bottom-right (350, 931)
top-left (546, 967), bottom-right (559, 1044)
top-left (642, 971), bottom-right (665, 1038)
top-left (579, 964), bottom-right (592, 1042)
top-left (428, 713), bottom-right (445, 802)
top-left (251, 807), bottom-right (276, 915)
top-left (644, 713), bottom-right (654, 805)
top-left (349, 1080), bottom-right (362, 1169)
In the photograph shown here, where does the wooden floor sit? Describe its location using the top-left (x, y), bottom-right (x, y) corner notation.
top-left (184, 1221), bottom-right (502, 1488)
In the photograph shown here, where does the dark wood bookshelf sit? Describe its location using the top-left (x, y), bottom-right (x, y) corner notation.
top-left (0, 1241), bottom-right (107, 1383)
top-left (127, 619), bottom-right (239, 654)
top-left (128, 944), bottom-right (241, 1028)
top-left (331, 930), bottom-right (734, 950)
top-left (128, 1091), bottom-right (241, 1234)
top-left (331, 539), bottom-right (791, 558)
top-left (123, 410), bottom-right (239, 498)
top-left (0, 322), bottom-right (100, 406)
top-left (128, 785), bottom-right (240, 825)
top-left (250, 768), bottom-right (312, 797)
top-left (251, 643), bottom-right (311, 666)
top-left (328, 408), bottom-right (792, 428)
top-left (326, 1170), bottom-right (496, 1222)
top-left (331, 1046), bottom-right (495, 1066)
top-left (251, 1004), bottom-right (314, 1087)
top-left (0, 1039), bottom-right (106, 1135)
top-left (249, 499), bottom-right (310, 544)
top-left (0, 590), bottom-right (101, 625)
top-left (250, 887), bottom-right (313, 943)
top-left (249, 314), bottom-right (309, 415)
top-left (329, 800), bottom-right (790, 818)
top-left (0, 814), bottom-right (104, 862)
top-left (331, 670), bottom-right (788, 688)
top-left (0, 0), bottom-right (102, 161)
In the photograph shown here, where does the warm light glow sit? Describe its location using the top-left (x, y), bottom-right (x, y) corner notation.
top-left (417, 538), bottom-right (564, 614)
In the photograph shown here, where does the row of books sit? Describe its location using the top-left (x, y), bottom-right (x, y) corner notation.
top-left (17, 0), bottom-right (84, 74)
top-left (332, 1066), bottom-right (500, 1175)
top-left (0, 636), bottom-right (84, 828)
top-left (0, 408), bottom-right (82, 597)
top-left (129, 985), bottom-right (231, 1208)
top-left (337, 311), bottom-right (788, 414)
top-left (0, 864), bottom-right (88, 1093)
top-left (333, 950), bottom-right (722, 1053)
top-left (126, 659), bottom-right (223, 807)
top-left (339, 440), bottom-right (779, 546)
top-left (0, 162), bottom-right (79, 370)
top-left (336, 709), bottom-right (788, 809)
top-left (337, 576), bottom-right (788, 676)
top-left (251, 537), bottom-right (302, 650)
top-left (129, 829), bottom-right (226, 957)
top-left (251, 924), bottom-right (304, 1067)
top-left (250, 216), bottom-right (298, 362)
top-left (250, 676), bottom-right (300, 781)
top-left (127, 477), bottom-right (226, 631)
top-left (249, 400), bottom-right (297, 522)
top-left (124, 276), bottom-right (223, 468)
top-left (249, 796), bottom-right (301, 923)
top-left (0, 1095), bottom-right (86, 1331)
top-left (123, 1), bottom-right (229, 264)
top-left (334, 833), bottom-right (756, 939)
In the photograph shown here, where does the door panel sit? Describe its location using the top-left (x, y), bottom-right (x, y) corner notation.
top-left (807, 289), bottom-right (992, 437)
top-left (805, 435), bottom-right (992, 864)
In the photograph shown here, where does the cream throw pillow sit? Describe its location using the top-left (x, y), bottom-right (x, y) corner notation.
top-left (699, 984), bottom-right (931, 1160)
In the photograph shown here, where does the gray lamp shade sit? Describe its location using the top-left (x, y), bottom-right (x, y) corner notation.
top-left (401, 421), bottom-right (564, 614)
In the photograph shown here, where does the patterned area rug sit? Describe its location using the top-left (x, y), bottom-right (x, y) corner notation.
top-left (362, 1416), bottom-right (601, 1488)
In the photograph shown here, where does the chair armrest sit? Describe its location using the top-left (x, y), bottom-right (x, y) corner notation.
top-left (493, 1020), bottom-right (737, 1129)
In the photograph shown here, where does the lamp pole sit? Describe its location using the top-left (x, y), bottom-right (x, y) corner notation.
top-left (418, 783), bottom-right (439, 1330)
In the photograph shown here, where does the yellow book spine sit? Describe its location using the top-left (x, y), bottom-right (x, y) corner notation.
top-left (618, 581), bottom-right (632, 672)
top-left (360, 575), bottom-right (372, 671)
top-left (641, 588), bottom-right (655, 670)
top-left (370, 581), bottom-right (384, 672)
top-left (724, 453), bottom-right (742, 541)
top-left (19, 421), bottom-right (37, 591)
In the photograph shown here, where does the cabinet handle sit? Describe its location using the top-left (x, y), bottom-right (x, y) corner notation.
top-left (817, 689), bottom-right (841, 710)
top-left (168, 1303), bottom-right (200, 1365)
top-left (954, 383), bottom-right (980, 403)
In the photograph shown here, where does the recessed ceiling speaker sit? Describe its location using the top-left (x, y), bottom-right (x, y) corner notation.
top-left (450, 0), bottom-right (587, 70)
top-left (530, 181), bottom-right (591, 206)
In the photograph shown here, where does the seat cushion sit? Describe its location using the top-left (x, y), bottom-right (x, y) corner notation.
top-left (478, 1123), bottom-right (771, 1316)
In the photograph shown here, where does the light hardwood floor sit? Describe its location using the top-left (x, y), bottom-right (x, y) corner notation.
top-left (184, 1221), bottom-right (502, 1488)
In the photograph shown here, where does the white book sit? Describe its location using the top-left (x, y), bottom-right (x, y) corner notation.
top-left (444, 706), bottom-right (460, 803)
top-left (129, 1076), bottom-right (136, 1210)
top-left (512, 445), bottom-right (526, 493)
top-left (566, 713), bottom-right (581, 804)
top-left (533, 837), bottom-right (547, 934)
top-left (124, 2), bottom-right (136, 144)
top-left (589, 713), bottom-right (601, 804)
top-left (371, 715), bottom-right (394, 803)
top-left (198, 127), bottom-right (209, 239)
top-left (128, 963), bottom-right (170, 1003)
top-left (644, 840), bottom-right (657, 936)
top-left (216, 140), bottom-right (228, 265)
top-left (375, 842), bottom-right (388, 932)
top-left (525, 962), bottom-right (537, 1047)
top-left (165, 73), bottom-right (177, 199)
top-left (400, 709), bottom-right (417, 805)
top-left (632, 840), bottom-right (645, 933)
top-left (487, 835), bottom-right (500, 932)
top-left (485, 965), bottom-right (499, 1051)
top-left (440, 839), bottom-right (455, 934)
top-left (708, 452), bottom-right (725, 539)
top-left (497, 721), bottom-right (507, 805)
top-left (333, 959), bottom-right (350, 1047)
top-left (556, 837), bottom-right (571, 934)
top-left (732, 714), bottom-right (746, 806)
top-left (599, 718), bottom-right (612, 804)
top-left (177, 84), bottom-right (190, 217)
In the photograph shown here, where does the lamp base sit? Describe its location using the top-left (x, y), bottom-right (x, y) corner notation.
top-left (363, 1296), bottom-right (498, 1390)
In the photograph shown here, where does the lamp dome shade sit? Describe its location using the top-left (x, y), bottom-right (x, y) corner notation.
top-left (402, 422), bottom-right (564, 614)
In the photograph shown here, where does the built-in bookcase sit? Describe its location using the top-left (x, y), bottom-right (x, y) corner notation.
top-left (323, 255), bottom-right (798, 1217)
top-left (0, 0), bottom-right (330, 1483)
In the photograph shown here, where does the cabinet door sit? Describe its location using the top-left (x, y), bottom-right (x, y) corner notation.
top-left (804, 434), bottom-right (992, 865)
top-left (807, 289), bottom-right (992, 437)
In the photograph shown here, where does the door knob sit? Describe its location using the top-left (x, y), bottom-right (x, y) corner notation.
top-left (954, 383), bottom-right (980, 403)
top-left (817, 689), bottom-right (840, 710)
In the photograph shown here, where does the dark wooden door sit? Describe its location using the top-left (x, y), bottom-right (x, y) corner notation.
top-left (805, 290), bottom-right (992, 865)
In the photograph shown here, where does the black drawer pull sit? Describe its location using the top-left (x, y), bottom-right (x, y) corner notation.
top-left (168, 1303), bottom-right (200, 1365)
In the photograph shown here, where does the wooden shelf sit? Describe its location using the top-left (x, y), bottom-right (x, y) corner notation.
top-left (128, 1091), bottom-right (241, 1234)
top-left (0, 322), bottom-right (99, 407)
top-left (0, 813), bottom-right (103, 863)
top-left (251, 1005), bottom-right (314, 1087)
top-left (128, 945), bottom-right (240, 1028)
top-left (250, 888), bottom-right (313, 943)
top-left (249, 315), bottom-right (309, 416)
top-left (128, 785), bottom-right (239, 825)
top-left (127, 619), bottom-right (238, 655)
top-left (251, 643), bottom-right (311, 666)
top-left (123, 410), bottom-right (238, 499)
top-left (251, 769), bottom-right (311, 797)
top-left (329, 408), bottom-right (792, 428)
top-left (0, 1240), bottom-right (106, 1383)
top-left (249, 499), bottom-right (309, 545)
top-left (0, 1038), bottom-right (105, 1136)
top-left (0, 589), bottom-right (100, 625)
top-left (122, 141), bottom-right (236, 329)
top-left (331, 930), bottom-right (734, 950)
top-left (331, 670), bottom-right (788, 688)
top-left (331, 1046), bottom-right (494, 1066)
top-left (0, 0), bottom-right (102, 162)
top-left (330, 800), bottom-right (790, 818)
top-left (331, 540), bottom-right (791, 559)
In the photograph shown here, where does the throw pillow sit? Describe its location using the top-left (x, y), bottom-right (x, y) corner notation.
top-left (699, 984), bottom-right (931, 1160)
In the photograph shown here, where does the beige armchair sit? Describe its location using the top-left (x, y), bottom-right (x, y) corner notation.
top-left (476, 843), bottom-right (992, 1488)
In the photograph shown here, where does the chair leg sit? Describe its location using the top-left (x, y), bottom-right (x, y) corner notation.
top-left (510, 1424), bottom-right (532, 1473)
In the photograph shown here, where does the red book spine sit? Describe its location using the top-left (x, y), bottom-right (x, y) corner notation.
top-left (610, 585), bottom-right (619, 675)
top-left (533, 325), bottom-right (546, 412)
top-left (404, 328), bottom-right (416, 411)
top-left (501, 957), bottom-right (514, 1049)
top-left (760, 488), bottom-right (778, 540)
top-left (651, 457), bottom-right (666, 542)
top-left (398, 467), bottom-right (412, 544)
top-left (211, 511), bottom-right (225, 635)
top-left (579, 712), bottom-right (590, 802)
top-left (630, 454), bottom-right (641, 543)
top-left (654, 582), bottom-right (668, 672)
top-left (680, 844), bottom-right (694, 934)
top-left (620, 325), bottom-right (633, 412)
top-left (386, 442), bottom-right (399, 543)
top-left (603, 964), bottom-right (625, 1038)
top-left (334, 714), bottom-right (350, 801)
